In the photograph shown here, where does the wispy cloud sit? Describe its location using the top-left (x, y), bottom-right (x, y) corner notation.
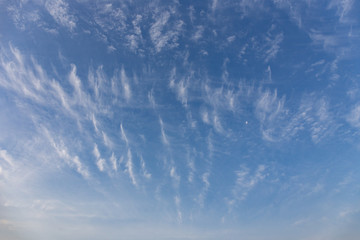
top-left (255, 88), bottom-right (286, 141)
top-left (45, 0), bottom-right (76, 31)
top-left (0, 44), bottom-right (47, 103)
top-left (192, 25), bottom-right (204, 41)
top-left (126, 14), bottom-right (143, 53)
top-left (187, 151), bottom-right (195, 183)
top-left (120, 66), bottom-right (131, 101)
top-left (120, 123), bottom-right (129, 146)
top-left (159, 117), bottom-right (169, 146)
top-left (43, 127), bottom-right (89, 179)
top-left (174, 195), bottom-right (182, 223)
top-left (140, 155), bottom-right (151, 180)
top-left (0, 149), bottom-right (15, 168)
top-left (296, 95), bottom-right (336, 143)
top-left (347, 104), bottom-right (360, 128)
top-left (149, 10), bottom-right (183, 52)
top-left (264, 32), bottom-right (283, 62)
top-left (328, 0), bottom-right (354, 23)
top-left (229, 164), bottom-right (267, 207)
top-left (170, 166), bottom-right (180, 188)
top-left (197, 170), bottom-right (211, 208)
top-left (110, 152), bottom-right (118, 172)
top-left (125, 149), bottom-right (137, 186)
top-left (148, 90), bottom-right (156, 109)
top-left (93, 144), bottom-right (106, 172)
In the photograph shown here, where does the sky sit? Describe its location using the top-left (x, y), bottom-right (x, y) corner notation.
top-left (0, 0), bottom-right (360, 239)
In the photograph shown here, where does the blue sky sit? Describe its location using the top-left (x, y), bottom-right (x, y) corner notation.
top-left (0, 0), bottom-right (360, 239)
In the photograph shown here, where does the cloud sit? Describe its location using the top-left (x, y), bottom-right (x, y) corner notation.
top-left (309, 31), bottom-right (338, 50)
top-left (120, 123), bottom-right (129, 146)
top-left (211, 0), bottom-right (218, 12)
top-left (148, 90), bottom-right (156, 109)
top-left (140, 156), bottom-right (151, 179)
top-left (7, 3), bottom-right (42, 31)
top-left (203, 83), bottom-right (237, 112)
top-left (93, 144), bottom-right (106, 172)
top-left (213, 111), bottom-right (225, 134)
top-left (187, 152), bottom-right (195, 183)
top-left (255, 88), bottom-right (286, 141)
top-left (192, 26), bottom-right (204, 41)
top-left (230, 164), bottom-right (267, 204)
top-left (0, 44), bottom-right (47, 103)
top-left (201, 109), bottom-right (210, 124)
top-left (102, 131), bottom-right (113, 149)
top-left (120, 66), bottom-right (131, 101)
top-left (174, 195), bottom-right (182, 223)
top-left (0, 149), bottom-right (15, 168)
top-left (197, 170), bottom-right (211, 208)
top-left (328, 0), bottom-right (354, 23)
top-left (296, 95), bottom-right (336, 143)
top-left (45, 0), bottom-right (76, 31)
top-left (170, 166), bottom-right (180, 188)
top-left (149, 10), bottom-right (183, 52)
top-left (125, 149), bottom-right (137, 186)
top-left (347, 104), bottom-right (360, 128)
top-left (169, 72), bottom-right (190, 107)
top-left (43, 127), bottom-right (89, 179)
top-left (110, 152), bottom-right (118, 171)
top-left (264, 32), bottom-right (283, 62)
top-left (91, 113), bottom-right (100, 134)
top-left (126, 14), bottom-right (143, 53)
top-left (88, 65), bottom-right (106, 101)
top-left (159, 117), bottom-right (169, 146)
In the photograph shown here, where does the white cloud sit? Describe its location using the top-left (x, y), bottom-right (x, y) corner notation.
top-left (174, 195), bottom-right (182, 223)
top-left (69, 64), bottom-right (93, 110)
top-left (120, 66), bottom-right (131, 101)
top-left (187, 153), bottom-right (195, 183)
top-left (45, 0), bottom-right (76, 31)
top-left (93, 144), bottom-right (101, 160)
top-left (328, 0), bottom-right (354, 23)
top-left (120, 123), bottom-right (129, 146)
top-left (0, 44), bottom-right (46, 103)
top-left (140, 156), bottom-right (151, 179)
top-left (211, 0), bottom-right (218, 12)
top-left (347, 104), bottom-right (360, 128)
top-left (125, 149), bottom-right (137, 186)
top-left (149, 10), bottom-right (183, 52)
top-left (91, 113), bottom-right (99, 133)
top-left (102, 131), bottom-right (113, 149)
top-left (0, 149), bottom-right (14, 167)
top-left (197, 170), bottom-right (211, 207)
top-left (201, 109), bottom-right (210, 124)
top-left (171, 78), bottom-right (189, 107)
top-left (93, 144), bottom-right (106, 172)
top-left (264, 33), bottom-right (283, 62)
top-left (192, 26), bottom-right (204, 41)
top-left (213, 112), bottom-right (225, 134)
top-left (125, 14), bottom-right (143, 53)
top-left (107, 45), bottom-right (116, 53)
top-left (96, 158), bottom-right (106, 172)
top-left (159, 117), bottom-right (169, 146)
top-left (170, 166), bottom-right (180, 188)
top-left (309, 31), bottom-right (338, 50)
top-left (148, 90), bottom-right (156, 109)
top-left (88, 65), bottom-right (106, 101)
top-left (110, 152), bottom-right (117, 171)
top-left (43, 128), bottom-right (89, 179)
top-left (231, 164), bottom-right (267, 203)
top-left (256, 89), bottom-right (285, 123)
top-left (227, 35), bottom-right (236, 43)
top-left (255, 88), bottom-right (286, 141)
